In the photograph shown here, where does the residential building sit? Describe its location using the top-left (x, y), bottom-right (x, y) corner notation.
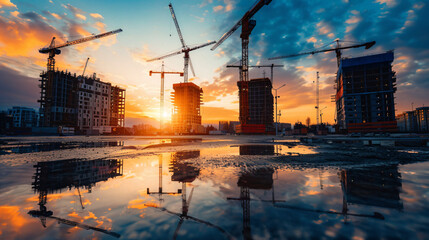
top-left (7, 107), bottom-right (38, 128)
top-left (38, 70), bottom-right (125, 134)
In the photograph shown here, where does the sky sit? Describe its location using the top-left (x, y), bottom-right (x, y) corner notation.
top-left (0, 0), bottom-right (428, 127)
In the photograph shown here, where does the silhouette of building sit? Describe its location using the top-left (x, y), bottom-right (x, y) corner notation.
top-left (7, 106), bottom-right (38, 128)
top-left (171, 82), bottom-right (204, 134)
top-left (397, 107), bottom-right (429, 133)
top-left (38, 70), bottom-right (125, 134)
top-left (336, 51), bottom-right (397, 132)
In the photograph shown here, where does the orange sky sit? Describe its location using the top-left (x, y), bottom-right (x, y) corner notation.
top-left (0, 0), bottom-right (428, 127)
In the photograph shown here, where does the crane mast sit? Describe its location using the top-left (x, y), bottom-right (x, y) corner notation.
top-left (147, 3), bottom-right (215, 83)
top-left (211, 0), bottom-right (272, 126)
top-left (149, 63), bottom-right (184, 132)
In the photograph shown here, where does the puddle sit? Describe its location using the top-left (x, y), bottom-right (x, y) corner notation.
top-left (0, 141), bottom-right (125, 155)
top-left (0, 138), bottom-right (428, 239)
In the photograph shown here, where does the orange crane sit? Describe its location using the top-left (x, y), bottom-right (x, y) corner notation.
top-left (149, 63), bottom-right (184, 132)
top-left (211, 0), bottom-right (272, 127)
top-left (39, 28), bottom-right (122, 72)
top-left (147, 3), bottom-right (215, 83)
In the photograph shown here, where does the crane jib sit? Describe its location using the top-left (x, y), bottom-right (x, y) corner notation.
top-left (46, 29), bottom-right (123, 50)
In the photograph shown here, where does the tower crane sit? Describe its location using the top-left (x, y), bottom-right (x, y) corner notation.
top-left (39, 28), bottom-right (122, 72)
top-left (226, 64), bottom-right (284, 85)
top-left (268, 39), bottom-right (376, 67)
top-left (268, 39), bottom-right (375, 124)
top-left (146, 3), bottom-right (215, 83)
top-left (81, 57), bottom-right (90, 78)
top-left (211, 0), bottom-right (272, 125)
top-left (149, 63), bottom-right (184, 132)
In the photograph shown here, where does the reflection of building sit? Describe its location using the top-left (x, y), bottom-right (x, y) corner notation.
top-left (29, 158), bottom-right (123, 236)
top-left (230, 168), bottom-right (274, 240)
top-left (239, 145), bottom-right (274, 155)
top-left (169, 151), bottom-right (200, 183)
top-left (238, 168), bottom-right (274, 190)
top-left (340, 165), bottom-right (403, 210)
top-left (171, 82), bottom-right (204, 134)
top-left (336, 51), bottom-right (397, 132)
top-left (33, 158), bottom-right (123, 194)
top-left (38, 70), bottom-right (125, 134)
top-left (8, 107), bottom-right (38, 128)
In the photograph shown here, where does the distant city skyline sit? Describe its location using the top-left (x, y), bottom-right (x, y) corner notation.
top-left (0, 0), bottom-right (428, 126)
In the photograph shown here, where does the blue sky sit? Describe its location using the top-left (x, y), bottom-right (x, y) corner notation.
top-left (0, 0), bottom-right (428, 126)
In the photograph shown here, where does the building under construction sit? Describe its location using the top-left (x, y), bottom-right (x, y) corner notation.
top-left (38, 70), bottom-right (125, 134)
top-left (236, 78), bottom-right (274, 134)
top-left (171, 82), bottom-right (204, 134)
top-left (336, 51), bottom-right (397, 133)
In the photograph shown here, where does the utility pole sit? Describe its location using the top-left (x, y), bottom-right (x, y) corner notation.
top-left (315, 72), bottom-right (320, 126)
top-left (274, 84), bottom-right (286, 136)
top-left (320, 106), bottom-right (327, 125)
top-left (149, 63), bottom-right (183, 133)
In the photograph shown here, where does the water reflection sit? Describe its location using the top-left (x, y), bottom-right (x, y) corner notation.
top-left (273, 165), bottom-right (404, 223)
top-left (340, 165), bottom-right (403, 211)
top-left (0, 141), bottom-right (124, 155)
top-left (239, 145), bottom-right (275, 155)
top-left (28, 158), bottom-right (123, 238)
top-left (228, 167), bottom-right (276, 239)
top-left (146, 151), bottom-right (232, 239)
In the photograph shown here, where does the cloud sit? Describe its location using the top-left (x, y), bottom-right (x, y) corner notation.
top-left (51, 12), bottom-right (61, 20)
top-left (0, 11), bottom-right (64, 57)
top-left (213, 5), bottom-right (223, 12)
top-left (90, 13), bottom-right (103, 19)
top-left (0, 0), bottom-right (16, 8)
top-left (209, 0), bottom-right (429, 123)
top-left (62, 3), bottom-right (87, 21)
top-left (0, 64), bottom-right (39, 109)
top-left (376, 0), bottom-right (397, 7)
top-left (75, 13), bottom-right (86, 21)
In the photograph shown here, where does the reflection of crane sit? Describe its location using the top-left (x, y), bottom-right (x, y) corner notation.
top-left (147, 155), bottom-right (181, 201)
top-left (145, 152), bottom-right (232, 239)
top-left (146, 3), bottom-right (215, 83)
top-left (28, 208), bottom-right (121, 238)
top-left (227, 168), bottom-right (279, 240)
top-left (29, 159), bottom-right (123, 237)
top-left (226, 64), bottom-right (284, 84)
top-left (268, 39), bottom-right (376, 67)
top-left (144, 185), bottom-right (232, 240)
top-left (29, 188), bottom-right (120, 238)
top-left (273, 169), bottom-right (385, 222)
top-left (211, 0), bottom-right (272, 125)
top-left (149, 63), bottom-right (184, 132)
top-left (39, 29), bottom-right (122, 72)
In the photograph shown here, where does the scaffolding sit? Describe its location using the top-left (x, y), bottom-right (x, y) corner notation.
top-left (336, 51), bottom-right (397, 132)
top-left (171, 82), bottom-right (203, 134)
top-left (110, 86), bottom-right (126, 127)
top-left (237, 78), bottom-right (274, 134)
top-left (38, 71), bottom-right (79, 128)
top-left (38, 70), bottom-right (126, 131)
